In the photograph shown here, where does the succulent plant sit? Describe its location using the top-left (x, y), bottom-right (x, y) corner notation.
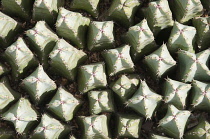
top-left (144, 44), bottom-right (176, 80)
top-left (1, 98), bottom-right (38, 134)
top-left (143, 0), bottom-right (173, 36)
top-left (56, 8), bottom-right (90, 49)
top-left (77, 62), bottom-right (107, 93)
top-left (0, 11), bottom-right (20, 47)
top-left (200, 0), bottom-right (210, 10)
top-left (31, 114), bottom-right (70, 139)
top-left (2, 0), bottom-right (33, 20)
top-left (163, 78), bottom-right (191, 109)
top-left (116, 114), bottom-right (142, 138)
top-left (21, 65), bottom-right (57, 105)
top-left (102, 45), bottom-right (134, 76)
top-left (0, 62), bottom-right (8, 77)
top-left (159, 105), bottom-right (191, 139)
top-left (26, 21), bottom-right (58, 68)
top-left (107, 0), bottom-right (140, 28)
top-left (3, 37), bottom-right (38, 79)
top-left (49, 39), bottom-right (87, 81)
top-left (122, 19), bottom-right (156, 61)
top-left (185, 118), bottom-right (210, 139)
top-left (47, 86), bottom-right (81, 122)
top-left (33, 0), bottom-right (65, 25)
top-left (88, 90), bottom-right (115, 115)
top-left (111, 74), bottom-right (139, 103)
top-left (193, 17), bottom-right (210, 50)
top-left (177, 49), bottom-right (210, 83)
top-left (167, 21), bottom-right (196, 55)
top-left (150, 134), bottom-right (172, 139)
top-left (87, 21), bottom-right (114, 51)
top-left (191, 80), bottom-right (210, 111)
top-left (168, 0), bottom-right (203, 24)
top-left (0, 77), bottom-right (20, 113)
top-left (77, 114), bottom-right (110, 139)
top-left (71, 0), bottom-right (100, 18)
top-left (126, 80), bottom-right (162, 119)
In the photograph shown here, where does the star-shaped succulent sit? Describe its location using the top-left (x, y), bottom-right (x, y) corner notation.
top-left (21, 65), bottom-right (57, 104)
top-left (88, 90), bottom-right (115, 115)
top-left (191, 80), bottom-right (210, 111)
top-left (167, 21), bottom-right (196, 54)
top-left (87, 21), bottom-right (114, 51)
top-left (49, 39), bottom-right (87, 80)
top-left (163, 78), bottom-right (191, 109)
top-left (0, 63), bottom-right (8, 77)
top-left (144, 44), bottom-right (176, 80)
top-left (116, 114), bottom-right (142, 138)
top-left (31, 114), bottom-right (70, 139)
top-left (159, 105), bottom-right (191, 138)
top-left (185, 119), bottom-right (210, 139)
top-left (177, 49), bottom-right (210, 82)
top-left (71, 0), bottom-right (100, 18)
top-left (78, 62), bottom-right (107, 93)
top-left (26, 21), bottom-right (58, 68)
top-left (126, 80), bottom-right (162, 119)
top-left (56, 7), bottom-right (90, 49)
top-left (47, 86), bottom-right (81, 122)
top-left (144, 0), bottom-right (173, 36)
top-left (3, 37), bottom-right (38, 79)
top-left (102, 45), bottom-right (134, 76)
top-left (2, 98), bottom-right (38, 134)
top-left (107, 0), bottom-right (140, 28)
top-left (77, 115), bottom-right (110, 139)
top-left (168, 0), bottom-right (203, 23)
top-left (123, 19), bottom-right (156, 61)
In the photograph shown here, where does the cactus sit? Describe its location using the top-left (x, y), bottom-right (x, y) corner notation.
top-left (116, 114), bottom-right (142, 138)
top-left (159, 105), bottom-right (191, 139)
top-left (0, 77), bottom-right (20, 113)
top-left (111, 74), bottom-right (139, 103)
top-left (0, 62), bottom-right (8, 77)
top-left (150, 134), bottom-right (172, 139)
top-left (33, 0), bottom-right (65, 25)
top-left (200, 0), bottom-right (210, 10)
top-left (71, 0), bottom-right (100, 18)
top-left (126, 80), bottom-right (162, 119)
top-left (167, 21), bottom-right (196, 55)
top-left (87, 21), bottom-right (114, 51)
top-left (143, 0), bottom-right (173, 36)
top-left (168, 0), bottom-right (203, 24)
top-left (78, 62), bottom-right (107, 93)
top-left (191, 80), bottom-right (210, 111)
top-left (123, 19), bottom-right (156, 61)
top-left (193, 17), bottom-right (210, 50)
top-left (31, 114), bottom-right (70, 139)
top-left (1, 98), bottom-right (38, 134)
top-left (144, 44), bottom-right (176, 80)
top-left (3, 37), bottom-right (38, 79)
top-left (177, 49), bottom-right (210, 83)
top-left (21, 65), bottom-right (57, 105)
top-left (0, 12), bottom-right (20, 48)
top-left (2, 0), bottom-right (33, 20)
top-left (49, 39), bottom-right (87, 81)
top-left (56, 8), bottom-right (90, 49)
top-left (163, 78), bottom-right (191, 109)
top-left (47, 86), bottom-right (81, 122)
top-left (26, 21), bottom-right (58, 68)
top-left (77, 114), bottom-right (110, 139)
top-left (107, 0), bottom-right (140, 28)
top-left (185, 119), bottom-right (210, 139)
top-left (102, 45), bottom-right (134, 76)
top-left (88, 90), bottom-right (115, 115)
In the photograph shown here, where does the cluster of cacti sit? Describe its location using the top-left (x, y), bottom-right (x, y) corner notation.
top-left (0, 0), bottom-right (209, 138)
